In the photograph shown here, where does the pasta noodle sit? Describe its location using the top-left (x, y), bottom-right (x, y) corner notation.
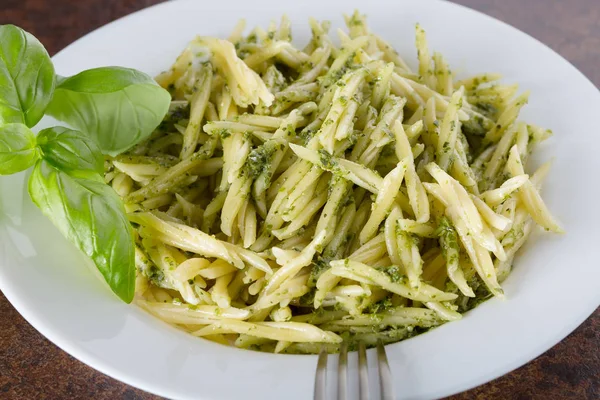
top-left (109, 11), bottom-right (562, 353)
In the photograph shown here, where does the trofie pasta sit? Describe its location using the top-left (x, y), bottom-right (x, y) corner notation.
top-left (106, 11), bottom-right (562, 353)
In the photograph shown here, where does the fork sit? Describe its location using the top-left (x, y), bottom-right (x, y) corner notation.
top-left (314, 340), bottom-right (394, 400)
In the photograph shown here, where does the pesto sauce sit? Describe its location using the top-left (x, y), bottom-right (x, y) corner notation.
top-left (246, 141), bottom-right (278, 179)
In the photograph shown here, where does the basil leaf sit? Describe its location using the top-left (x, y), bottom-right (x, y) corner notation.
top-left (0, 123), bottom-right (40, 175)
top-left (37, 126), bottom-right (104, 174)
top-left (28, 160), bottom-right (135, 302)
top-left (0, 25), bottom-right (55, 126)
top-left (46, 67), bottom-right (171, 156)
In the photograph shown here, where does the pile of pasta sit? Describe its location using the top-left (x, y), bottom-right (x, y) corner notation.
top-left (106, 12), bottom-right (562, 353)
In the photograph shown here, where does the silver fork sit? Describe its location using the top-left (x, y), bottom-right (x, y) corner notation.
top-left (314, 340), bottom-right (394, 400)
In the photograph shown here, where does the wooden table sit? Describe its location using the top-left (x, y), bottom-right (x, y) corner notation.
top-left (1, 0), bottom-right (599, 398)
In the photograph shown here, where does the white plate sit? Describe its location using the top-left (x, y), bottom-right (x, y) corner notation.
top-left (1, 0), bottom-right (599, 399)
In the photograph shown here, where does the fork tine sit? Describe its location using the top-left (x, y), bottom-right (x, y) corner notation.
top-left (377, 340), bottom-right (395, 400)
top-left (337, 342), bottom-right (348, 400)
top-left (314, 347), bottom-right (328, 400)
top-left (358, 341), bottom-right (370, 400)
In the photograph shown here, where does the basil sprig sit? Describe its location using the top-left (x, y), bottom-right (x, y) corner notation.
top-left (0, 123), bottom-right (41, 175)
top-left (47, 67), bottom-right (171, 156)
top-left (29, 157), bottom-right (135, 302)
top-left (0, 25), bottom-right (55, 126)
top-left (0, 24), bottom-right (171, 302)
top-left (37, 126), bottom-right (105, 174)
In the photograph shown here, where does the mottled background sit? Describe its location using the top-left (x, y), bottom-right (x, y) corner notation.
top-left (1, 0), bottom-right (599, 399)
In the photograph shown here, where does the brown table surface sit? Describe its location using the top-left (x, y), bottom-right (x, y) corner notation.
top-left (1, 0), bottom-right (599, 399)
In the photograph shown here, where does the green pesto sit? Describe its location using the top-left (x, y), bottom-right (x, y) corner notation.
top-left (246, 140), bottom-right (278, 179)
top-left (326, 52), bottom-right (358, 87)
top-left (317, 149), bottom-right (337, 169)
top-left (383, 265), bottom-right (404, 283)
top-left (475, 102), bottom-right (498, 118)
top-left (436, 217), bottom-right (460, 264)
top-left (157, 103), bottom-right (190, 133)
top-left (218, 128), bottom-right (231, 139)
top-left (308, 256), bottom-right (330, 287)
top-left (298, 287), bottom-right (316, 306)
top-left (462, 114), bottom-right (487, 136)
top-left (365, 296), bottom-right (394, 314)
